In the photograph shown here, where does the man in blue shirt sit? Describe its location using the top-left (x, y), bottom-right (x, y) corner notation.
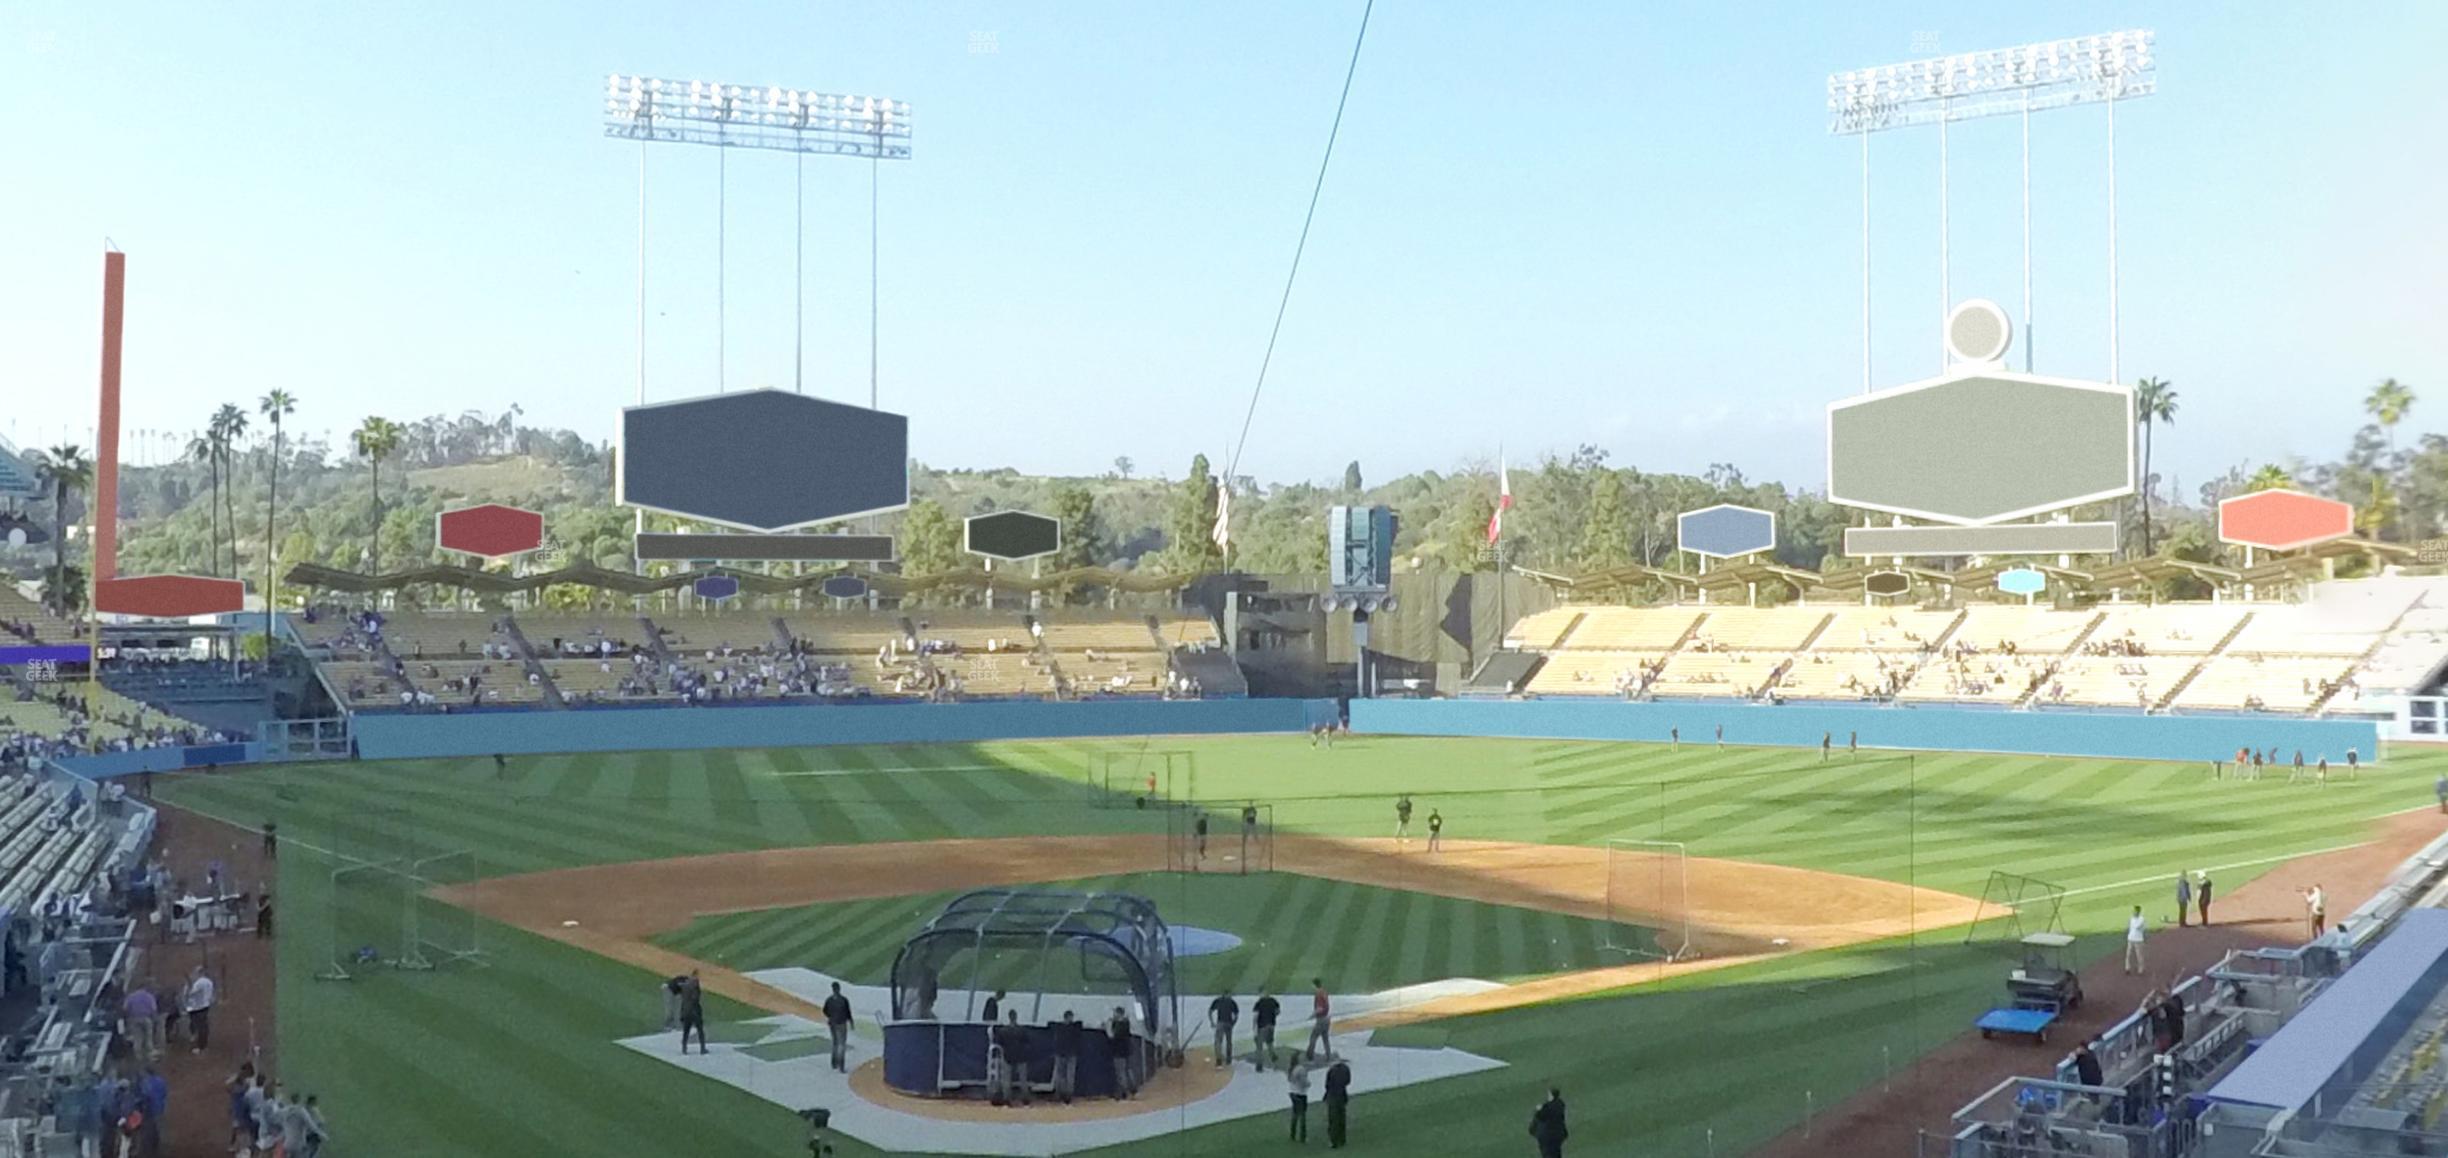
top-left (822, 982), bottom-right (854, 1073)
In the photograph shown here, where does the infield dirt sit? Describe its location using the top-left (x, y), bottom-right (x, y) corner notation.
top-left (437, 834), bottom-right (1985, 1028)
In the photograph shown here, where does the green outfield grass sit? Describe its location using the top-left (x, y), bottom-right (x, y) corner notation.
top-left (656, 870), bottom-right (1638, 993)
top-left (157, 734), bottom-right (2438, 1158)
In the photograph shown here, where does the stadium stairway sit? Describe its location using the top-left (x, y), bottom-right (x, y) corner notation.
top-left (638, 615), bottom-right (678, 666)
top-left (370, 635), bottom-right (421, 701)
top-left (1463, 650), bottom-right (1546, 696)
top-left (497, 617), bottom-right (568, 709)
top-left (2314, 626), bottom-right (2399, 716)
top-left (768, 616), bottom-right (795, 654)
top-left (2060, 610), bottom-right (2110, 656)
top-left (2145, 610), bottom-right (2260, 710)
top-left (1791, 613), bottom-right (1835, 653)
top-left (1928, 607), bottom-right (1971, 652)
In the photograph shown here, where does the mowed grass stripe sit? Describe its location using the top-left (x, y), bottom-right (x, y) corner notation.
top-left (1339, 882), bottom-right (1400, 989)
top-left (316, 774), bottom-right (708, 866)
top-left (193, 735), bottom-right (2429, 1158)
top-left (701, 749), bottom-right (765, 832)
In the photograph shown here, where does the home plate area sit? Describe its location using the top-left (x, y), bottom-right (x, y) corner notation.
top-left (618, 969), bottom-right (1507, 1156)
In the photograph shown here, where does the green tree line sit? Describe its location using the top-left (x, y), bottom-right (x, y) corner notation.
top-left (0, 379), bottom-right (2427, 614)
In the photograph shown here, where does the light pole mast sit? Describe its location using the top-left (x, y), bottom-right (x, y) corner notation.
top-left (1828, 31), bottom-right (2155, 383)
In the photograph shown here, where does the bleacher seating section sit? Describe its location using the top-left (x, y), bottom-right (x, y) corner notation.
top-left (1559, 608), bottom-right (1703, 651)
top-left (2173, 655), bottom-right (2361, 713)
top-left (0, 587), bottom-right (77, 645)
top-left (1523, 650), bottom-right (1664, 697)
top-left (1506, 609), bottom-right (1582, 650)
top-left (1514, 594), bottom-right (2438, 717)
top-left (306, 606), bottom-right (1229, 707)
top-left (2346, 608), bottom-right (2448, 708)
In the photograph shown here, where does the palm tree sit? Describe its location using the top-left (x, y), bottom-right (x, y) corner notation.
top-left (213, 404), bottom-right (249, 579)
top-left (2365, 379), bottom-right (2415, 540)
top-left (185, 430), bottom-right (219, 575)
top-left (2367, 378), bottom-right (2417, 459)
top-left (2134, 377), bottom-right (2178, 557)
top-left (32, 445), bottom-right (93, 616)
top-left (258, 390), bottom-right (298, 652)
top-left (2246, 463), bottom-right (2295, 493)
top-left (351, 415), bottom-right (405, 574)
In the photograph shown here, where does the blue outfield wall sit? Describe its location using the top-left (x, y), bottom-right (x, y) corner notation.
top-left (352, 698), bottom-right (1342, 760)
top-left (58, 742), bottom-right (267, 780)
top-left (1350, 698), bottom-right (2385, 765)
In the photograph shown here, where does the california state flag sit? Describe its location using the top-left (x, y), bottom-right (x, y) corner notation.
top-left (1485, 456), bottom-right (1512, 545)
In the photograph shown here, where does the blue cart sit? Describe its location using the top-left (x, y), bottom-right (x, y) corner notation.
top-left (1976, 932), bottom-right (2082, 1044)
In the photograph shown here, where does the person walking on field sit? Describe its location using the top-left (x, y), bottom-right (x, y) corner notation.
top-left (1821, 732), bottom-right (1832, 761)
top-left (822, 981), bottom-right (854, 1073)
top-left (2305, 884), bottom-right (2327, 938)
top-left (1323, 1057), bottom-right (1353, 1148)
top-left (1669, 726), bottom-right (1679, 752)
top-left (1530, 1087), bottom-right (1570, 1158)
top-left (1426, 809), bottom-right (1444, 853)
top-left (676, 970), bottom-right (707, 1055)
top-left (2176, 873), bottom-right (2192, 928)
top-left (1307, 979), bottom-right (1334, 1060)
top-left (2124, 906), bottom-right (2147, 975)
top-left (1395, 794), bottom-right (1414, 842)
top-left (1208, 992), bottom-right (1240, 1067)
top-left (1285, 1054), bottom-right (1312, 1142)
top-left (2197, 871), bottom-right (2215, 926)
top-left (2435, 772), bottom-right (2446, 814)
top-left (1715, 724), bottom-right (1724, 750)
top-left (1195, 812), bottom-right (1210, 867)
top-left (1252, 991), bottom-right (1281, 1071)
top-left (1848, 731), bottom-right (1858, 758)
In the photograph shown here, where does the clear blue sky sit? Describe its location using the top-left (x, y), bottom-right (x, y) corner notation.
top-left (4, 2), bottom-right (2442, 496)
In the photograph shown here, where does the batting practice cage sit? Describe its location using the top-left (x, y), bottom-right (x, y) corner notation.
top-left (1166, 802), bottom-right (1274, 874)
top-left (883, 890), bottom-right (1180, 1099)
top-left (1603, 839), bottom-right (1693, 961)
top-left (316, 805), bottom-right (487, 980)
top-left (1093, 747), bottom-right (1196, 808)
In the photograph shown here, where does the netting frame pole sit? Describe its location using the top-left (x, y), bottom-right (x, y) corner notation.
top-left (1602, 838), bottom-right (1692, 962)
top-left (410, 850), bottom-right (488, 969)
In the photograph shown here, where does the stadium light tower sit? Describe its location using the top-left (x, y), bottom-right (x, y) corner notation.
top-left (1828, 31), bottom-right (2155, 389)
top-left (605, 75), bottom-right (913, 407)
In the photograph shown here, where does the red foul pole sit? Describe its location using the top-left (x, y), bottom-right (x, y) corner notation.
top-left (94, 248), bottom-right (125, 584)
